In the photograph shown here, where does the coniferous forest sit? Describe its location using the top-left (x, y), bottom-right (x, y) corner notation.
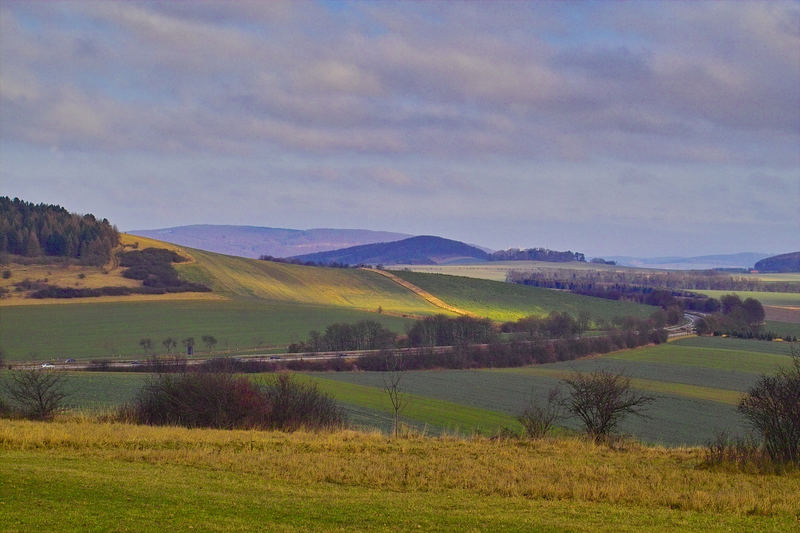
top-left (0, 196), bottom-right (119, 266)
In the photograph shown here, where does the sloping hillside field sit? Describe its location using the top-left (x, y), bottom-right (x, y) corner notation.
top-left (391, 270), bottom-right (655, 322)
top-left (1, 235), bottom-right (655, 361)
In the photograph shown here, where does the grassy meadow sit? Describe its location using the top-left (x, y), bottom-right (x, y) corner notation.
top-left (2, 419), bottom-right (799, 532)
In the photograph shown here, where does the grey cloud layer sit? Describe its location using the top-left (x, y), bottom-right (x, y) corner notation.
top-left (1, 1), bottom-right (798, 255)
top-left (2, 1), bottom-right (798, 163)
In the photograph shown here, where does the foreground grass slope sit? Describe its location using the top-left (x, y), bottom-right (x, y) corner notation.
top-left (391, 270), bottom-right (655, 322)
top-left (1, 420), bottom-right (798, 531)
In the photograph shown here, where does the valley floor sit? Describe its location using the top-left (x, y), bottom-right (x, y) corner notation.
top-left (1, 420), bottom-right (798, 532)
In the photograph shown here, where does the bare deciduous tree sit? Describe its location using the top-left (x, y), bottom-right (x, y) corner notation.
top-left (382, 351), bottom-right (407, 438)
top-left (738, 343), bottom-right (800, 464)
top-left (162, 337), bottom-right (177, 354)
top-left (201, 335), bottom-right (217, 352)
top-left (139, 338), bottom-right (153, 354)
top-left (562, 369), bottom-right (654, 442)
top-left (5, 369), bottom-right (68, 420)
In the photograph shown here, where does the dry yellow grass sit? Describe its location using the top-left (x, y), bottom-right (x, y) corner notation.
top-left (2, 419), bottom-right (798, 517)
top-left (0, 234), bottom-right (222, 306)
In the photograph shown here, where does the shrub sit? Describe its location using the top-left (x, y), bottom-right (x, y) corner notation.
top-left (702, 431), bottom-right (770, 471)
top-left (4, 369), bottom-right (68, 420)
top-left (561, 370), bottom-right (654, 443)
top-left (121, 372), bottom-right (344, 431)
top-left (518, 387), bottom-right (562, 439)
top-left (737, 346), bottom-right (800, 464)
top-left (122, 373), bottom-right (270, 429)
top-left (261, 374), bottom-right (344, 431)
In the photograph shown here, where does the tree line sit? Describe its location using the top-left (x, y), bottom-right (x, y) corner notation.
top-left (508, 268), bottom-right (800, 293)
top-left (490, 248), bottom-right (585, 262)
top-left (0, 196), bottom-right (119, 266)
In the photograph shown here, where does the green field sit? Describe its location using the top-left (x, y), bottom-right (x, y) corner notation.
top-left (695, 289), bottom-right (800, 307)
top-left (391, 270), bottom-right (655, 322)
top-left (301, 336), bottom-right (796, 445)
top-left (4, 420), bottom-right (798, 532)
top-left (22, 336), bottom-right (795, 446)
top-left (765, 320), bottom-right (800, 337)
top-left (0, 299), bottom-right (415, 361)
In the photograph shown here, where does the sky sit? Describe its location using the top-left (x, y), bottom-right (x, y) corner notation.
top-left (1, 1), bottom-right (798, 257)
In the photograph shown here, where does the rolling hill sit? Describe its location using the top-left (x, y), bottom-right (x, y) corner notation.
top-left (290, 235), bottom-right (490, 265)
top-left (1, 233), bottom-right (656, 360)
top-left (754, 251), bottom-right (800, 273)
top-left (129, 225), bottom-right (411, 259)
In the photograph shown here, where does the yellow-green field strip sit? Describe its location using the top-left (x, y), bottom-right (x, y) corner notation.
top-left (607, 344), bottom-right (794, 375)
top-left (489, 367), bottom-right (744, 405)
top-left (296, 374), bottom-right (521, 433)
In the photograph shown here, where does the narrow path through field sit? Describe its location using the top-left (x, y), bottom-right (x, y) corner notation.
top-left (362, 268), bottom-right (474, 316)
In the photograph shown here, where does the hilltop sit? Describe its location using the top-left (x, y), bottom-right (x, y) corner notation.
top-left (291, 235), bottom-right (491, 265)
top-left (755, 251), bottom-right (800, 273)
top-left (129, 225), bottom-right (410, 259)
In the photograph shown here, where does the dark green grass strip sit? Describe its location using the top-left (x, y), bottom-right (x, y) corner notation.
top-left (297, 374), bottom-right (521, 435)
top-left (492, 366), bottom-right (742, 405)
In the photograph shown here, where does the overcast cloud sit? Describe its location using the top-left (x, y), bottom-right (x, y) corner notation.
top-left (1, 0), bottom-right (798, 256)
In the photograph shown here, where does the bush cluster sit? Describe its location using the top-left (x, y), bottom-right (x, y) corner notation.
top-left (120, 373), bottom-right (344, 431)
top-left (119, 248), bottom-right (209, 291)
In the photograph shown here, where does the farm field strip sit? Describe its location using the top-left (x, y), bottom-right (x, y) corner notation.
top-left (695, 289), bottom-right (800, 307)
top-left (609, 344), bottom-right (794, 375)
top-left (0, 300), bottom-right (415, 361)
top-left (313, 367), bottom-right (748, 445)
top-left (491, 366), bottom-right (743, 405)
top-left (297, 374), bottom-right (521, 434)
top-left (671, 336), bottom-right (796, 355)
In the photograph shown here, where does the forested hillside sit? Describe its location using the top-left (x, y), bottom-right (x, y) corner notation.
top-left (0, 197), bottom-right (119, 266)
top-left (754, 252), bottom-right (800, 273)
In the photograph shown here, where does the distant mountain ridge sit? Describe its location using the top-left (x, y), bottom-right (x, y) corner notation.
top-left (129, 225), bottom-right (411, 259)
top-left (754, 252), bottom-right (800, 273)
top-left (290, 235), bottom-right (491, 265)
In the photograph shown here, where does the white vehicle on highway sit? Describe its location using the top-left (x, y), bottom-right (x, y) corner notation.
top-left (40, 363), bottom-right (55, 368)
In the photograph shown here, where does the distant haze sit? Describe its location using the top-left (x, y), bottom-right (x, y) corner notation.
top-left (130, 225), bottom-right (410, 259)
top-left (1, 1), bottom-right (798, 256)
top-left (608, 252), bottom-right (773, 271)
